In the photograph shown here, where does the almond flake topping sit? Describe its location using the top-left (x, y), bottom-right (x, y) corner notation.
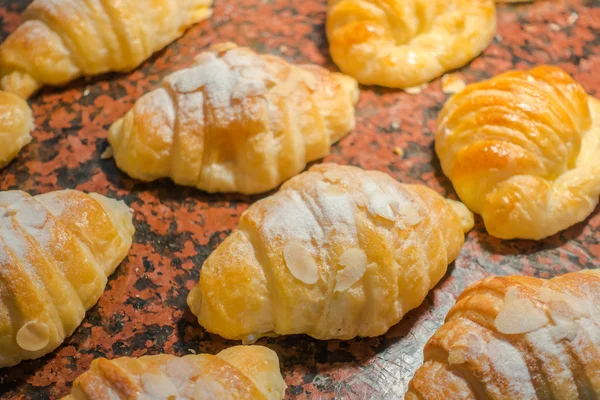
top-left (16, 320), bottom-right (50, 352)
top-left (495, 288), bottom-right (549, 334)
top-left (335, 248), bottom-right (368, 292)
top-left (283, 242), bottom-right (319, 284)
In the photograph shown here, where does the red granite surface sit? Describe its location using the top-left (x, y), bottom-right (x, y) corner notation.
top-left (0, 0), bottom-right (599, 398)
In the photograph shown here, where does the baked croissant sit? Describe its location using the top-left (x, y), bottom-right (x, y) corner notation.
top-left (0, 190), bottom-right (134, 368)
top-left (436, 66), bottom-right (600, 240)
top-left (406, 269), bottom-right (600, 400)
top-left (0, 0), bottom-right (213, 98)
top-left (108, 43), bottom-right (359, 194)
top-left (0, 91), bottom-right (33, 168)
top-left (63, 346), bottom-right (286, 400)
top-left (187, 163), bottom-right (474, 342)
top-left (326, 0), bottom-right (496, 89)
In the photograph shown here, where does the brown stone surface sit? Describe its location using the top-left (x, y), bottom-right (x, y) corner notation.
top-left (0, 0), bottom-right (599, 398)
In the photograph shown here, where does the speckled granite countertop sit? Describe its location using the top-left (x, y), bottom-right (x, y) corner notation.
top-left (0, 0), bottom-right (599, 398)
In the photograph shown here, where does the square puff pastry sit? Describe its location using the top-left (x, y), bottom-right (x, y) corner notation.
top-left (407, 269), bottom-right (600, 399)
top-left (0, 0), bottom-right (213, 98)
top-left (436, 65), bottom-right (600, 240)
top-left (62, 346), bottom-right (286, 400)
top-left (187, 163), bottom-right (473, 342)
top-left (108, 43), bottom-right (359, 194)
top-left (0, 91), bottom-right (33, 168)
top-left (0, 190), bottom-right (134, 368)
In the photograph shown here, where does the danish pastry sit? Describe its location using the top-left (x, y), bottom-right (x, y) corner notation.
top-left (0, 91), bottom-right (33, 168)
top-left (108, 43), bottom-right (359, 194)
top-left (407, 269), bottom-right (600, 399)
top-left (187, 164), bottom-right (473, 342)
top-left (0, 190), bottom-right (134, 367)
top-left (0, 0), bottom-right (213, 98)
top-left (63, 346), bottom-right (286, 400)
top-left (436, 66), bottom-right (600, 239)
top-left (326, 0), bottom-right (496, 88)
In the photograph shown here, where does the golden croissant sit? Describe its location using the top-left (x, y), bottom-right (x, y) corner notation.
top-left (108, 43), bottom-right (359, 195)
top-left (326, 0), bottom-right (496, 89)
top-left (436, 66), bottom-right (600, 240)
top-left (187, 163), bottom-right (473, 342)
top-left (407, 269), bottom-right (600, 400)
top-left (0, 190), bottom-right (134, 368)
top-left (0, 0), bottom-right (213, 98)
top-left (0, 91), bottom-right (33, 168)
top-left (62, 346), bottom-right (286, 400)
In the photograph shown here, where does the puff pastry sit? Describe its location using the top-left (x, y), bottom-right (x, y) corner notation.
top-left (436, 66), bottom-right (600, 240)
top-left (0, 190), bottom-right (134, 368)
top-left (108, 43), bottom-right (359, 195)
top-left (0, 91), bottom-right (33, 168)
top-left (187, 163), bottom-right (473, 342)
top-left (407, 269), bottom-right (600, 400)
top-left (326, 0), bottom-right (496, 89)
top-left (63, 346), bottom-right (286, 400)
top-left (0, 0), bottom-right (213, 98)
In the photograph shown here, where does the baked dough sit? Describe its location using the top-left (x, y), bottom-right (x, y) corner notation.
top-left (0, 0), bottom-right (213, 98)
top-left (0, 91), bottom-right (33, 168)
top-left (108, 43), bottom-right (359, 194)
top-left (407, 269), bottom-right (600, 399)
top-left (187, 163), bottom-right (473, 342)
top-left (0, 190), bottom-right (134, 368)
top-left (326, 0), bottom-right (496, 88)
top-left (436, 66), bottom-right (600, 240)
top-left (62, 346), bottom-right (286, 400)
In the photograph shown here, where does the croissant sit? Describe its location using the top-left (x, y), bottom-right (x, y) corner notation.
top-left (63, 346), bottom-right (286, 400)
top-left (326, 0), bottom-right (496, 89)
top-left (108, 43), bottom-right (359, 194)
top-left (0, 0), bottom-right (213, 98)
top-left (406, 269), bottom-right (600, 400)
top-left (187, 163), bottom-right (473, 342)
top-left (0, 91), bottom-right (33, 168)
top-left (436, 66), bottom-right (600, 240)
top-left (0, 190), bottom-right (134, 368)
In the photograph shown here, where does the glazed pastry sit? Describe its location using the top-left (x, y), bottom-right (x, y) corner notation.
top-left (326, 0), bottom-right (496, 89)
top-left (62, 346), bottom-right (286, 400)
top-left (187, 164), bottom-right (473, 342)
top-left (0, 190), bottom-right (134, 368)
top-left (406, 269), bottom-right (600, 399)
top-left (0, 0), bottom-right (213, 98)
top-left (0, 91), bottom-right (33, 168)
top-left (108, 43), bottom-right (359, 194)
top-left (436, 66), bottom-right (600, 239)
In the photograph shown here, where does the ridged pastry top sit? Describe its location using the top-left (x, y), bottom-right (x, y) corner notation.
top-left (407, 270), bottom-right (600, 400)
top-left (326, 0), bottom-right (496, 88)
top-left (436, 66), bottom-right (600, 239)
top-left (0, 91), bottom-right (33, 168)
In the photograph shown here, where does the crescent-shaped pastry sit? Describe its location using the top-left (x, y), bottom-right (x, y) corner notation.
top-left (0, 0), bottom-right (213, 98)
top-left (0, 190), bottom-right (134, 367)
top-left (187, 163), bottom-right (473, 342)
top-left (0, 91), bottom-right (33, 168)
top-left (326, 0), bottom-right (497, 88)
top-left (62, 346), bottom-right (286, 400)
top-left (407, 269), bottom-right (600, 399)
top-left (108, 43), bottom-right (359, 194)
top-left (436, 66), bottom-right (600, 239)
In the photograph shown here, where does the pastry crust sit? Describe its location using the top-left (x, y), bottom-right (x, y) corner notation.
top-left (62, 346), bottom-right (286, 400)
top-left (187, 163), bottom-right (473, 342)
top-left (436, 66), bottom-right (600, 240)
top-left (0, 91), bottom-right (33, 168)
top-left (326, 0), bottom-right (496, 88)
top-left (0, 0), bottom-right (213, 98)
top-left (406, 269), bottom-right (600, 400)
top-left (108, 43), bottom-right (359, 194)
top-left (0, 190), bottom-right (134, 367)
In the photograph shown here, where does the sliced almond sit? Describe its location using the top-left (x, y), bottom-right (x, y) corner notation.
top-left (335, 248), bottom-right (368, 292)
top-left (549, 322), bottom-right (579, 342)
top-left (368, 192), bottom-right (396, 221)
top-left (404, 83), bottom-right (427, 94)
top-left (325, 184), bottom-right (346, 197)
top-left (283, 242), bottom-right (319, 285)
top-left (590, 304), bottom-right (600, 326)
top-left (448, 347), bottom-right (468, 365)
top-left (495, 298), bottom-right (549, 334)
top-left (101, 146), bottom-right (114, 160)
top-left (323, 168), bottom-right (346, 184)
top-left (442, 73), bottom-right (466, 94)
top-left (16, 320), bottom-right (50, 352)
